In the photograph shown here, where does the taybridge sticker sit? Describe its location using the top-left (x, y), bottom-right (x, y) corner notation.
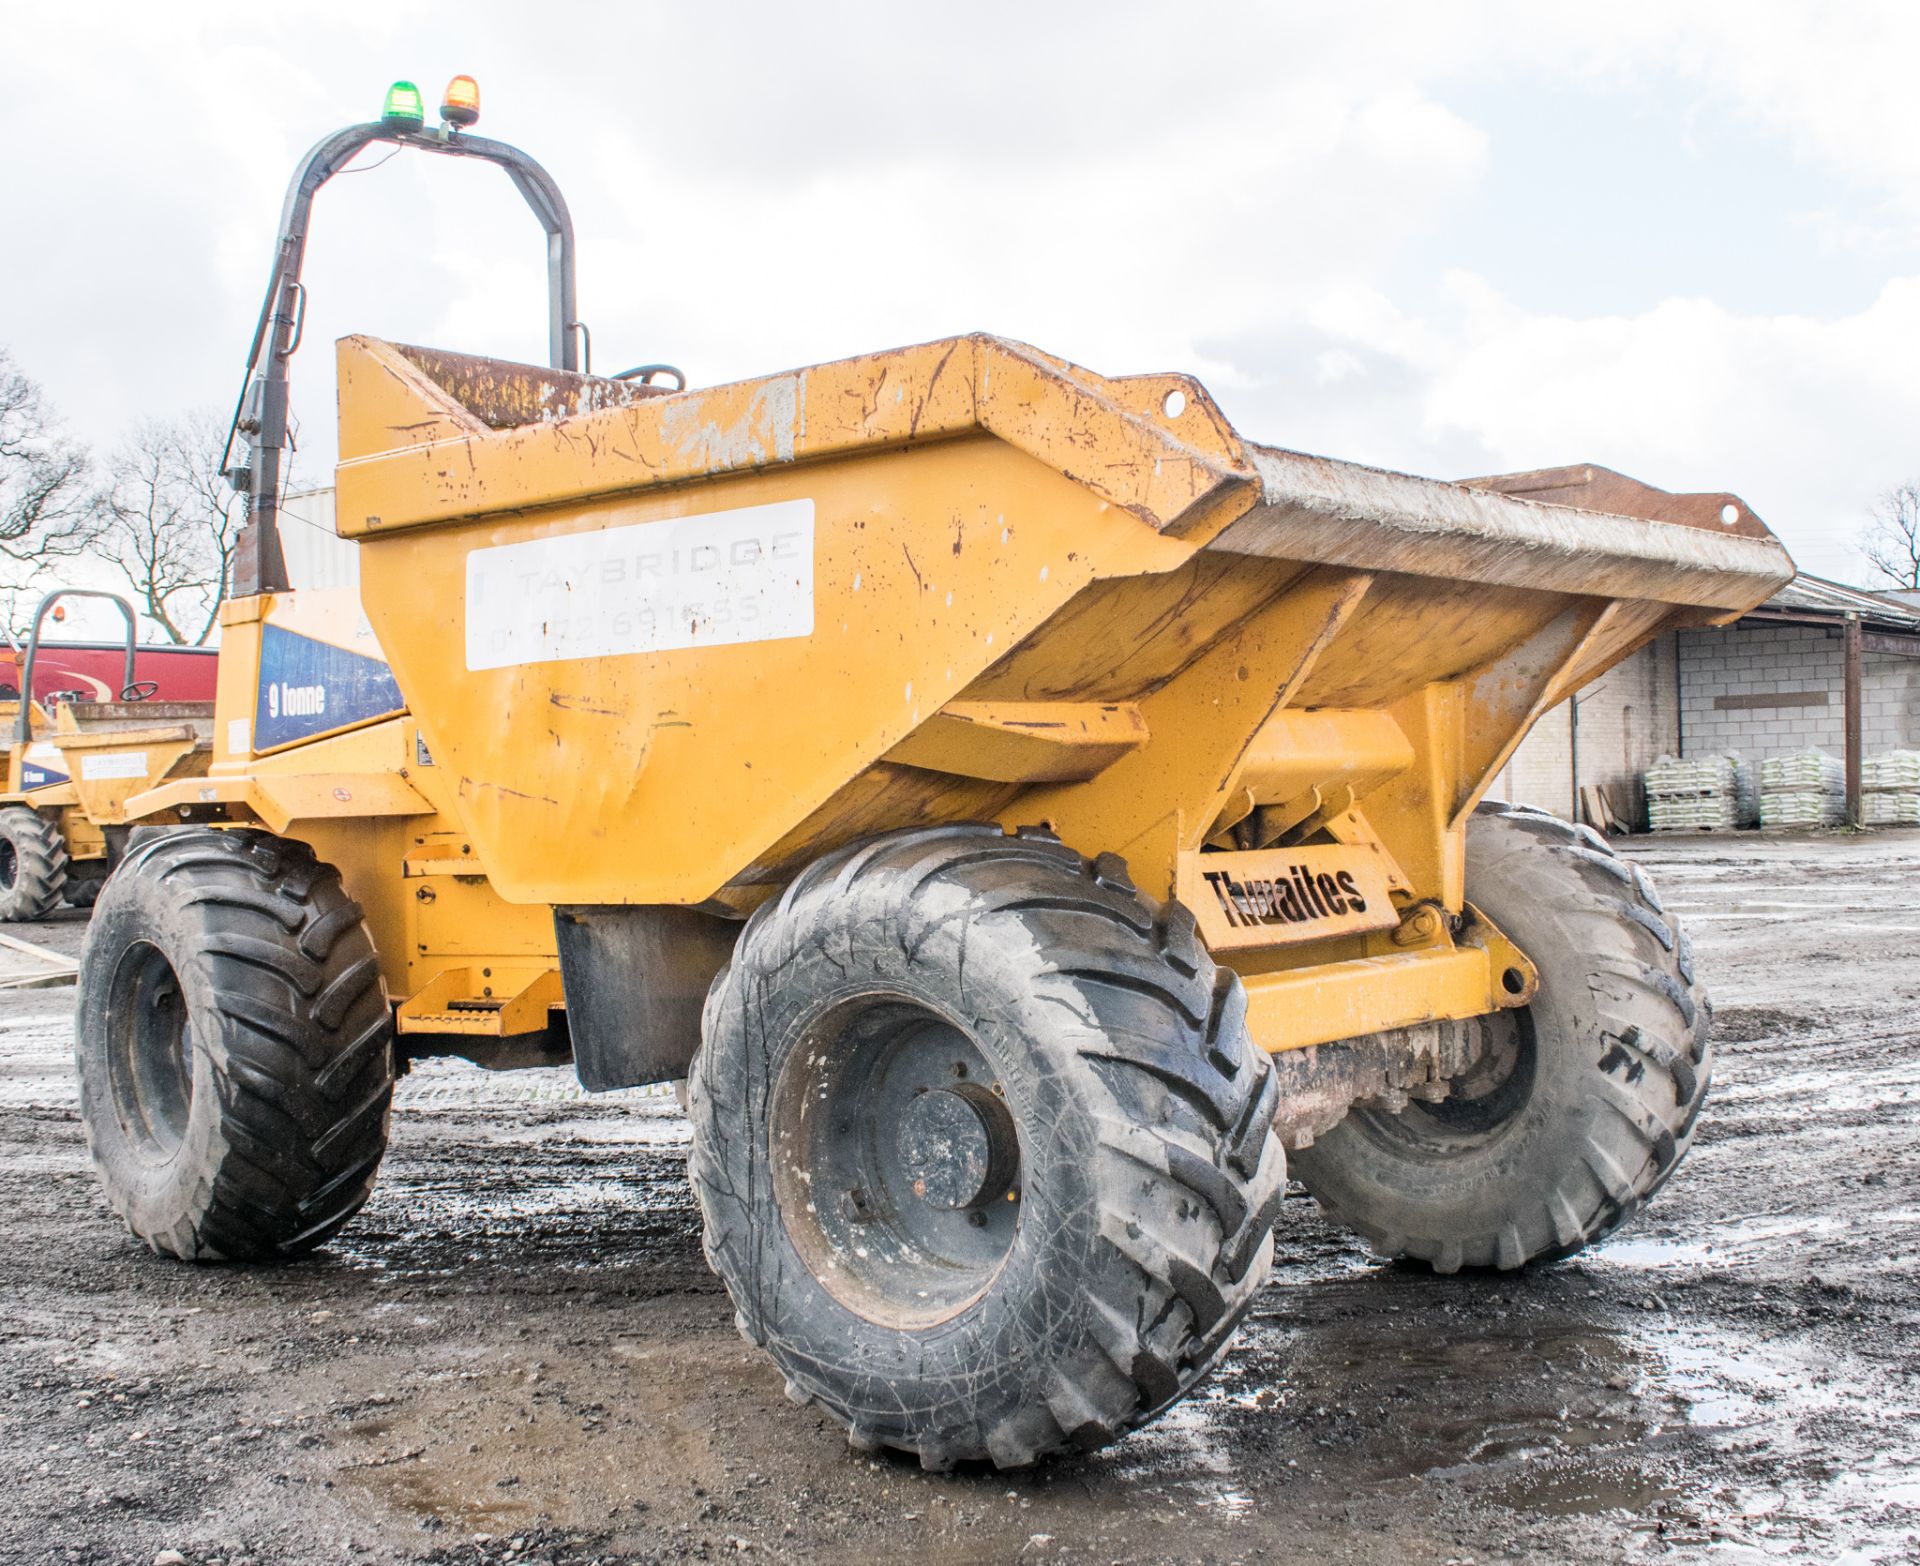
top-left (79, 751), bottom-right (150, 782)
top-left (463, 498), bottom-right (815, 672)
top-left (253, 624), bottom-right (404, 750)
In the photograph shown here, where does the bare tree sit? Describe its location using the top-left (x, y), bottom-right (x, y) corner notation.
top-left (0, 349), bottom-right (94, 580)
top-left (1863, 482), bottom-right (1920, 592)
top-left (93, 412), bottom-right (242, 645)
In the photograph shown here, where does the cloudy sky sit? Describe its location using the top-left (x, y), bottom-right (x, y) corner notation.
top-left (3, 1), bottom-right (1917, 587)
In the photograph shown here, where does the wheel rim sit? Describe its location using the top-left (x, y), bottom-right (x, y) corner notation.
top-left (104, 941), bottom-right (195, 1162)
top-left (0, 838), bottom-right (17, 892)
top-left (770, 993), bottom-right (1023, 1328)
top-left (1357, 1008), bottom-right (1539, 1154)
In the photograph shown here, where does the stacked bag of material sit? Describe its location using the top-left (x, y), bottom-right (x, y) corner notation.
top-left (1864, 750), bottom-right (1920, 826)
top-left (1865, 794), bottom-right (1920, 826)
top-left (1644, 753), bottom-right (1749, 832)
top-left (1759, 749), bottom-right (1845, 828)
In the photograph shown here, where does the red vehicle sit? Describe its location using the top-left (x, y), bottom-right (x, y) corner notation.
top-left (1, 639), bottom-right (217, 705)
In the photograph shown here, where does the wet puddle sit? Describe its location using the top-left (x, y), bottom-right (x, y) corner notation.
top-left (1093, 1243), bottom-right (1903, 1536)
top-left (1594, 1211), bottom-right (1920, 1271)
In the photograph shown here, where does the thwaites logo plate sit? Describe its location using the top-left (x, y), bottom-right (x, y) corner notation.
top-left (1176, 845), bottom-right (1400, 952)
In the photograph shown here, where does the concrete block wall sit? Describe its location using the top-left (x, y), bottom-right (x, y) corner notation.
top-left (1501, 699), bottom-right (1572, 816)
top-left (1495, 632), bottom-right (1680, 825)
top-left (1677, 623), bottom-right (1920, 757)
top-left (1438, 618), bottom-right (1920, 828)
top-left (1571, 630), bottom-right (1680, 824)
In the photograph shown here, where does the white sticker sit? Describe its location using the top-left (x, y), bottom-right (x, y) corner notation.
top-left (79, 751), bottom-right (149, 782)
top-left (227, 718), bottom-right (250, 755)
top-left (464, 499), bottom-right (815, 672)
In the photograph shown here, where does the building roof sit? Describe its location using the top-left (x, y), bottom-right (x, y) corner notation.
top-left (1755, 573), bottom-right (1920, 633)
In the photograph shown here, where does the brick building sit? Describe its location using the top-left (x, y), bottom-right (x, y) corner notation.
top-left (1458, 464), bottom-right (1920, 829)
top-left (1497, 572), bottom-right (1920, 827)
top-left (1679, 577), bottom-right (1920, 758)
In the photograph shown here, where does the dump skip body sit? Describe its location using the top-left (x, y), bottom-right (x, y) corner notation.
top-left (310, 333), bottom-right (1786, 1046)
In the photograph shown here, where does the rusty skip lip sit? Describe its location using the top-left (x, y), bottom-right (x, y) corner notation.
top-left (333, 333), bottom-right (1255, 541)
top-left (1213, 444), bottom-right (1797, 613)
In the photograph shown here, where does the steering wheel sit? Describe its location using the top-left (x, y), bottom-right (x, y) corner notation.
top-left (611, 363), bottom-right (688, 391)
top-left (120, 680), bottom-right (160, 702)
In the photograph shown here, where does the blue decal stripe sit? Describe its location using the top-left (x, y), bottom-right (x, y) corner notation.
top-left (254, 625), bottom-right (404, 750)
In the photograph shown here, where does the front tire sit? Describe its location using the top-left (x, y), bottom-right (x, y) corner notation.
top-left (1291, 802), bottom-right (1709, 1272)
top-left (75, 830), bottom-right (394, 1260)
top-left (688, 825), bottom-right (1286, 1469)
top-left (0, 806), bottom-right (67, 920)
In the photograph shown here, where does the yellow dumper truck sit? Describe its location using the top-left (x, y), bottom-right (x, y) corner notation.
top-left (74, 81), bottom-right (1794, 1469)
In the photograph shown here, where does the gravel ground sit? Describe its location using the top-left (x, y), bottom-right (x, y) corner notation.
top-left (2, 830), bottom-right (1918, 1565)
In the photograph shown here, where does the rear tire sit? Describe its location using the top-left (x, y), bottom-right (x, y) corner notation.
top-left (0, 806), bottom-right (67, 920)
top-left (75, 829), bottom-right (394, 1261)
top-left (688, 825), bottom-right (1286, 1469)
top-left (1290, 802), bottom-right (1709, 1272)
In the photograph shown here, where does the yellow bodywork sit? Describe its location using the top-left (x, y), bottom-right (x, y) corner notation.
top-left (114, 332), bottom-right (1794, 1057)
top-left (0, 699), bottom-right (215, 866)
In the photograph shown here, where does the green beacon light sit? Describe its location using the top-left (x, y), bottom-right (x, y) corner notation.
top-left (381, 79), bottom-right (426, 129)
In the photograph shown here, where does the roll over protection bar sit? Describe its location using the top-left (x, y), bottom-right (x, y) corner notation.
top-left (11, 590), bottom-right (140, 747)
top-left (227, 117), bottom-right (579, 598)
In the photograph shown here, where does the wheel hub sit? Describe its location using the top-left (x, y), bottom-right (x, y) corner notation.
top-left (104, 940), bottom-right (195, 1162)
top-left (897, 1083), bottom-right (1019, 1211)
top-left (770, 999), bottom-right (1026, 1327)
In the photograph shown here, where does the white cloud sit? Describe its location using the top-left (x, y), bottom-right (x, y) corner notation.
top-left (1, 0), bottom-right (1914, 596)
top-left (1422, 277), bottom-right (1920, 580)
top-left (1195, 272), bottom-right (1920, 583)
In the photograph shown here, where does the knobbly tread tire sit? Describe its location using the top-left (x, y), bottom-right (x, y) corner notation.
top-left (1290, 800), bottom-right (1710, 1272)
top-left (688, 824), bottom-right (1287, 1469)
top-left (0, 805), bottom-right (68, 920)
top-left (75, 828), bottom-right (394, 1262)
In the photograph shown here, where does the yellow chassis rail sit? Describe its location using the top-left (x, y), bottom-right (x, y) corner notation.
top-left (1242, 904), bottom-right (1537, 1052)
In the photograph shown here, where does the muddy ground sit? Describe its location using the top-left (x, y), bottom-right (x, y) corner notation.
top-left (2, 830), bottom-right (1918, 1566)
